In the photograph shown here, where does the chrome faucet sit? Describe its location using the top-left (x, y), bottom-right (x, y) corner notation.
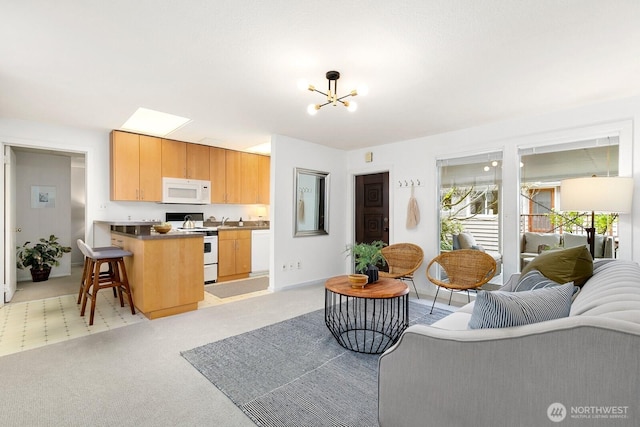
top-left (221, 216), bottom-right (229, 225)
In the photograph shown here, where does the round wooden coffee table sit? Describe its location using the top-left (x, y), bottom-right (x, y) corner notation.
top-left (324, 276), bottom-right (409, 354)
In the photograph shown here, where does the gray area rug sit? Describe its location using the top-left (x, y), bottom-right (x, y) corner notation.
top-left (181, 301), bottom-right (452, 427)
top-left (206, 276), bottom-right (269, 298)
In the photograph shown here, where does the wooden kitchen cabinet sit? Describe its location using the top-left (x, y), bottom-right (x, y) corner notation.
top-left (186, 143), bottom-right (210, 180)
top-left (241, 152), bottom-right (259, 203)
top-left (257, 154), bottom-right (270, 204)
top-left (209, 146), bottom-right (226, 203)
top-left (218, 229), bottom-right (251, 282)
top-left (213, 149), bottom-right (270, 204)
top-left (161, 139), bottom-right (187, 178)
top-left (110, 131), bottom-right (162, 201)
top-left (224, 149), bottom-right (243, 203)
top-left (162, 139), bottom-right (210, 180)
top-left (110, 130), bottom-right (269, 204)
top-left (111, 233), bottom-right (204, 319)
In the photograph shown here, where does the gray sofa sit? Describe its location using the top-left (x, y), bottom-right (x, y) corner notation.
top-left (378, 259), bottom-right (640, 426)
top-left (521, 231), bottom-right (614, 268)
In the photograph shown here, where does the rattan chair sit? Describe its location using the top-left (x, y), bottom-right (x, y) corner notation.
top-left (426, 249), bottom-right (497, 314)
top-left (379, 243), bottom-right (424, 298)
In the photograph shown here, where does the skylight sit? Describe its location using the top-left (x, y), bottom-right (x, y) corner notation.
top-left (121, 107), bottom-right (191, 136)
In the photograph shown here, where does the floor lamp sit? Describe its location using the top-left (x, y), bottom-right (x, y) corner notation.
top-left (560, 176), bottom-right (634, 258)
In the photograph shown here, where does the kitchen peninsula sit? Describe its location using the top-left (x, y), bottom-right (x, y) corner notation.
top-left (97, 220), bottom-right (204, 320)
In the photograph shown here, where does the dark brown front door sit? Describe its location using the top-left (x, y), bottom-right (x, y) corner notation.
top-left (355, 172), bottom-right (390, 245)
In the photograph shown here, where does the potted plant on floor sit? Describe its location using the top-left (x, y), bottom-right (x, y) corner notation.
top-left (345, 240), bottom-right (387, 283)
top-left (16, 235), bottom-right (72, 282)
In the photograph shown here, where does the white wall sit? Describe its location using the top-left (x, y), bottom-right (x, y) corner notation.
top-left (270, 135), bottom-right (348, 291)
top-left (346, 95), bottom-right (640, 298)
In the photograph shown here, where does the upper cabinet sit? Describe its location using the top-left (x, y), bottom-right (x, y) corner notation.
top-left (257, 154), bottom-right (270, 204)
top-left (209, 149), bottom-right (270, 204)
top-left (110, 130), bottom-right (269, 204)
top-left (110, 131), bottom-right (162, 201)
top-left (209, 147), bottom-right (227, 203)
top-left (186, 143), bottom-right (210, 180)
top-left (161, 139), bottom-right (210, 180)
top-left (161, 139), bottom-right (186, 178)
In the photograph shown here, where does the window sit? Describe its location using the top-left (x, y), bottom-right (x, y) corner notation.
top-left (438, 152), bottom-right (502, 257)
top-left (519, 138), bottom-right (620, 247)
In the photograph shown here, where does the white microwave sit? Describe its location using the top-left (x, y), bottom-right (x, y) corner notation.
top-left (162, 177), bottom-right (211, 204)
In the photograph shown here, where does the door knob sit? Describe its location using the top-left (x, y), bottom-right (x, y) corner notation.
top-left (16, 227), bottom-right (22, 232)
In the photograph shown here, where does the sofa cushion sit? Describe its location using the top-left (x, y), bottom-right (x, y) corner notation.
top-left (468, 282), bottom-right (576, 329)
top-left (523, 232), bottom-right (561, 254)
top-left (562, 233), bottom-right (608, 259)
top-left (514, 269), bottom-right (564, 291)
top-left (456, 232), bottom-right (476, 249)
top-left (520, 245), bottom-right (593, 286)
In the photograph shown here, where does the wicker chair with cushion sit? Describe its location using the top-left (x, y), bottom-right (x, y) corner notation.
top-left (426, 249), bottom-right (497, 314)
top-left (379, 243), bottom-right (424, 298)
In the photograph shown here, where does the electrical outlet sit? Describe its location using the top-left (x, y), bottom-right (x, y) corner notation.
top-left (297, 260), bottom-right (302, 269)
top-left (289, 262), bottom-right (294, 270)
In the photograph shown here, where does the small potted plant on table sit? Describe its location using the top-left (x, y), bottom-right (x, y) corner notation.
top-left (16, 234), bottom-right (72, 282)
top-left (346, 240), bottom-right (387, 284)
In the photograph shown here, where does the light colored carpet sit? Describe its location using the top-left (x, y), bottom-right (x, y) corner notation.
top-left (181, 302), bottom-right (452, 427)
top-left (206, 276), bottom-right (269, 299)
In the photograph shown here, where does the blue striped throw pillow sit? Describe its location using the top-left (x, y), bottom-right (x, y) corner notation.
top-left (468, 282), bottom-right (575, 329)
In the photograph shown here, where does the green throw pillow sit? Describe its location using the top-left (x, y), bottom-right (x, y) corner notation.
top-left (521, 245), bottom-right (593, 286)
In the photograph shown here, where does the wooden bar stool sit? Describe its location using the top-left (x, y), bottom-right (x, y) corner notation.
top-left (77, 239), bottom-right (136, 326)
top-left (77, 243), bottom-right (121, 304)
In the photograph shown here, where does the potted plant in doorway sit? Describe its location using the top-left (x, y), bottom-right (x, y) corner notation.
top-left (345, 240), bottom-right (387, 284)
top-left (16, 235), bottom-right (72, 282)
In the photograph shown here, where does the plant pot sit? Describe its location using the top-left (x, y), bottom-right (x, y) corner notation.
top-left (30, 266), bottom-right (51, 282)
top-left (365, 264), bottom-right (379, 284)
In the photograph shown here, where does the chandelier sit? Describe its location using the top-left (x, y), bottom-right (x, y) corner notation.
top-left (301, 70), bottom-right (367, 115)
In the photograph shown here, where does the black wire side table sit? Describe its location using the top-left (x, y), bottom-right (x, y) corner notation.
top-left (325, 276), bottom-right (409, 354)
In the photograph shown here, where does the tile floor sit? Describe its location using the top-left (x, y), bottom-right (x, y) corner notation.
top-left (0, 281), bottom-right (270, 358)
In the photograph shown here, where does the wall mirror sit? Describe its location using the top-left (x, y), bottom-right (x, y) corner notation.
top-left (294, 168), bottom-right (329, 236)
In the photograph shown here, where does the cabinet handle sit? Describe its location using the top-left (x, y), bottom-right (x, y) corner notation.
top-left (140, 189), bottom-right (144, 200)
top-left (136, 189), bottom-right (139, 200)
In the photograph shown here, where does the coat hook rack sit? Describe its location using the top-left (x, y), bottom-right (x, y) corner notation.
top-left (398, 179), bottom-right (422, 188)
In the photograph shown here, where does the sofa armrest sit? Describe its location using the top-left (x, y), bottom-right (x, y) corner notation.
top-left (378, 317), bottom-right (640, 427)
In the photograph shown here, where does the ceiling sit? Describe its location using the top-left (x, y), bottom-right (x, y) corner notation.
top-left (2, 1), bottom-right (640, 152)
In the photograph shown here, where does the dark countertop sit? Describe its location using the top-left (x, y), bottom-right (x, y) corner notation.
top-left (111, 230), bottom-right (204, 240)
top-left (213, 226), bottom-right (270, 232)
top-left (95, 220), bottom-right (162, 226)
top-left (204, 220), bottom-right (270, 231)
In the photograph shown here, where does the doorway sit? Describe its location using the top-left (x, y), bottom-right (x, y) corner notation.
top-left (354, 172), bottom-right (390, 245)
top-left (5, 146), bottom-right (86, 303)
